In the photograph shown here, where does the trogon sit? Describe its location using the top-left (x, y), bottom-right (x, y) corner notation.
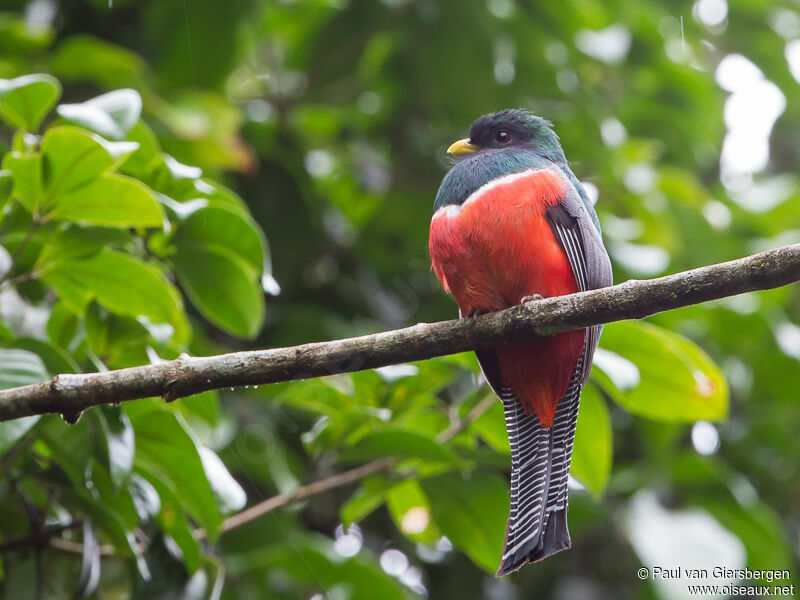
top-left (429, 109), bottom-right (613, 575)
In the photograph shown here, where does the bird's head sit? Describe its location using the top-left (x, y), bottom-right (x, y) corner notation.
top-left (446, 109), bottom-right (566, 165)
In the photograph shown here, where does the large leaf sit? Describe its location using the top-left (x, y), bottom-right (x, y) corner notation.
top-left (421, 472), bottom-right (507, 572)
top-left (0, 348), bottom-right (49, 454)
top-left (0, 74), bottom-right (61, 130)
top-left (339, 429), bottom-right (458, 464)
top-left (57, 89), bottom-right (142, 139)
top-left (0, 169), bottom-right (11, 208)
top-left (469, 401), bottom-right (509, 454)
top-left (0, 347), bottom-right (49, 389)
top-left (40, 125), bottom-right (138, 200)
top-left (173, 244), bottom-right (264, 339)
top-left (570, 384), bottom-right (612, 497)
top-left (84, 304), bottom-right (150, 368)
top-left (197, 446), bottom-right (247, 514)
top-left (131, 409), bottom-right (222, 539)
top-left (137, 464), bottom-right (201, 574)
top-left (50, 35), bottom-right (147, 89)
top-left (46, 173), bottom-right (163, 227)
top-left (596, 321), bottom-right (728, 422)
top-left (172, 202), bottom-right (266, 338)
top-left (96, 405), bottom-right (135, 488)
top-left (340, 476), bottom-right (394, 526)
top-left (121, 121), bottom-right (163, 178)
top-left (1, 151), bottom-right (42, 212)
top-left (697, 496), bottom-right (797, 591)
top-left (173, 202), bottom-right (265, 271)
top-left (64, 488), bottom-right (150, 579)
top-left (386, 479), bottom-right (441, 544)
top-left (10, 337), bottom-right (79, 376)
top-left (240, 536), bottom-right (409, 600)
top-left (42, 249), bottom-right (189, 344)
top-left (36, 227), bottom-right (131, 269)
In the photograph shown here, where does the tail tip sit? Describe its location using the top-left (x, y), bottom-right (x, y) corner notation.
top-left (495, 510), bottom-right (572, 577)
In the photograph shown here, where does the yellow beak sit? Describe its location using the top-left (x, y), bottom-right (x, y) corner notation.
top-left (446, 138), bottom-right (479, 156)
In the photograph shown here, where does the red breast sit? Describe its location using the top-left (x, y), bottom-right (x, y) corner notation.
top-left (429, 169), bottom-right (584, 427)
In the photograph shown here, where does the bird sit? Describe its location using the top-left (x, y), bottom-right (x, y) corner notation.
top-left (428, 109), bottom-right (612, 576)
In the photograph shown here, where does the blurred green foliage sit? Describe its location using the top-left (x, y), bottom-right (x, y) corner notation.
top-left (0, 0), bottom-right (798, 598)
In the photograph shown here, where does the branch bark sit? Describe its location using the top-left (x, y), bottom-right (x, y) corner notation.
top-left (1, 244), bottom-right (799, 422)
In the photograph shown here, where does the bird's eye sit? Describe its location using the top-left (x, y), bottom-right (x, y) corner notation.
top-left (495, 130), bottom-right (511, 144)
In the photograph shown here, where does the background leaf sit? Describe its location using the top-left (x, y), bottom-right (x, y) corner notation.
top-left (421, 472), bottom-right (507, 573)
top-left (173, 244), bottom-right (264, 339)
top-left (597, 321), bottom-right (729, 422)
top-left (57, 88), bottom-right (142, 139)
top-left (0, 348), bottom-right (49, 454)
top-left (41, 126), bottom-right (118, 198)
top-left (42, 249), bottom-right (189, 344)
top-left (0, 74), bottom-right (61, 130)
top-left (131, 409), bottom-right (223, 539)
top-left (570, 384), bottom-right (612, 497)
top-left (46, 173), bottom-right (163, 227)
top-left (96, 405), bottom-right (135, 488)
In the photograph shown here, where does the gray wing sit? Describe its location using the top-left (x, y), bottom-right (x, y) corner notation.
top-left (545, 182), bottom-right (613, 382)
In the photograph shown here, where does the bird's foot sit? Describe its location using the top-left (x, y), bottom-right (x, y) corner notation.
top-left (464, 310), bottom-right (483, 318)
top-left (520, 294), bottom-right (543, 304)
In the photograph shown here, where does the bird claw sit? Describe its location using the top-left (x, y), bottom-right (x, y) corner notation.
top-left (520, 294), bottom-right (543, 303)
top-left (464, 310), bottom-right (483, 318)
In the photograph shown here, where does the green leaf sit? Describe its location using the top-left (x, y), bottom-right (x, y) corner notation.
top-left (173, 244), bottom-right (264, 339)
top-left (570, 384), bottom-right (612, 497)
top-left (0, 74), bottom-right (61, 131)
top-left (176, 390), bottom-right (219, 426)
top-left (597, 321), bottom-right (729, 423)
top-left (97, 405), bottom-right (135, 488)
top-left (1, 151), bottom-right (42, 212)
top-left (42, 249), bottom-right (189, 345)
top-left (46, 173), bottom-right (164, 227)
top-left (242, 536), bottom-right (408, 600)
top-left (698, 497), bottom-right (796, 590)
top-left (341, 476), bottom-right (393, 526)
top-left (386, 479), bottom-right (441, 544)
top-left (421, 472), bottom-right (507, 573)
top-left (339, 430), bottom-right (458, 464)
top-left (40, 125), bottom-right (136, 200)
top-left (49, 35), bottom-right (146, 89)
top-left (174, 202), bottom-right (266, 271)
top-left (0, 347), bottom-right (49, 389)
top-left (84, 304), bottom-right (150, 368)
top-left (9, 337), bottom-right (79, 375)
top-left (170, 202), bottom-right (267, 338)
top-left (57, 89), bottom-right (142, 139)
top-left (0, 417), bottom-right (40, 457)
top-left (121, 121), bottom-right (163, 178)
top-left (470, 401), bottom-right (509, 454)
top-left (47, 302), bottom-right (79, 349)
top-left (0, 169), bottom-right (11, 208)
top-left (36, 227), bottom-right (131, 269)
top-left (131, 409), bottom-right (222, 539)
top-left (197, 445), bottom-right (247, 514)
top-left (64, 488), bottom-right (150, 579)
top-left (137, 464), bottom-right (201, 574)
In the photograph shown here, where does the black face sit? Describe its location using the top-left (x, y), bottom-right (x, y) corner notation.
top-left (467, 110), bottom-right (537, 150)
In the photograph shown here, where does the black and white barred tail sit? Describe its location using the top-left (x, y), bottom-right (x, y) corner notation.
top-left (495, 355), bottom-right (584, 576)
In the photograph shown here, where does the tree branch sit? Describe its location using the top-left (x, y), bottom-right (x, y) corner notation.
top-left (1, 244), bottom-right (799, 422)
